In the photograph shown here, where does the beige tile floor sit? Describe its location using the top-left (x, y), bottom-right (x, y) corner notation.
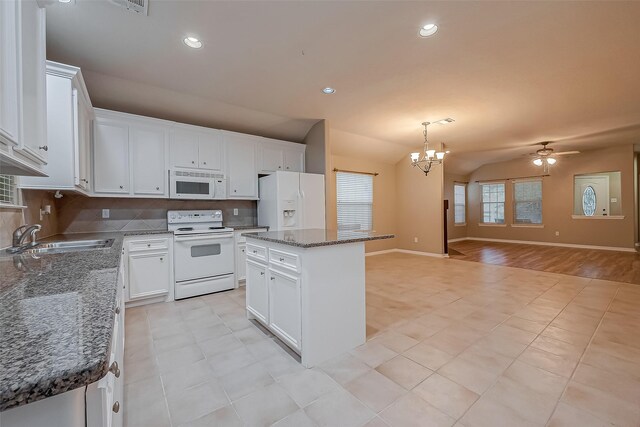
top-left (124, 252), bottom-right (640, 427)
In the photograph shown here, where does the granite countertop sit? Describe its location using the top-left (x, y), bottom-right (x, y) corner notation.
top-left (242, 228), bottom-right (395, 248)
top-left (0, 230), bottom-right (162, 412)
top-left (228, 225), bottom-right (269, 230)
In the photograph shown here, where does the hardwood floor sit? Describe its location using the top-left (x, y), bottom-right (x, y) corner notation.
top-left (449, 239), bottom-right (640, 285)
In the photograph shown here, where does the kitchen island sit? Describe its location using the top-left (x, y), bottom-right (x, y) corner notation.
top-left (243, 228), bottom-right (394, 367)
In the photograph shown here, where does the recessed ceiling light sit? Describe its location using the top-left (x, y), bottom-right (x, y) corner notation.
top-left (183, 36), bottom-right (203, 49)
top-left (322, 87), bottom-right (336, 94)
top-left (419, 23), bottom-right (438, 37)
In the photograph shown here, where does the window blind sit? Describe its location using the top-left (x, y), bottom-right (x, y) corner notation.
top-left (336, 172), bottom-right (373, 231)
top-left (514, 180), bottom-right (542, 224)
top-left (454, 184), bottom-right (466, 224)
top-left (0, 175), bottom-right (18, 206)
top-left (481, 182), bottom-right (505, 223)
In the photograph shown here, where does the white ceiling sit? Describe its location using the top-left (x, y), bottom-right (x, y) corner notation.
top-left (46, 1), bottom-right (640, 173)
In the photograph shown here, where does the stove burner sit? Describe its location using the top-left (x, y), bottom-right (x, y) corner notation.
top-left (177, 227), bottom-right (194, 231)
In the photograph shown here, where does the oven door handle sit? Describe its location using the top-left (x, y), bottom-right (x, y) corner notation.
top-left (175, 233), bottom-right (234, 242)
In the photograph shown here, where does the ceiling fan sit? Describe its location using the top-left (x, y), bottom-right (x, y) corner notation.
top-left (528, 142), bottom-right (580, 172)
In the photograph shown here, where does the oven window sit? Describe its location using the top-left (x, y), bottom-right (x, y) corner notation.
top-left (176, 181), bottom-right (210, 195)
top-left (191, 244), bottom-right (221, 257)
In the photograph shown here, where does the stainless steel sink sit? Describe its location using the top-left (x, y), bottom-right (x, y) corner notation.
top-left (18, 239), bottom-right (115, 255)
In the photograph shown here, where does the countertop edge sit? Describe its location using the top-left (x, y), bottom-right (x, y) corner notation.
top-left (244, 233), bottom-right (395, 248)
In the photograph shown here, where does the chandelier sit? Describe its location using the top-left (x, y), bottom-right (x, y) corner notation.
top-left (410, 121), bottom-right (448, 176)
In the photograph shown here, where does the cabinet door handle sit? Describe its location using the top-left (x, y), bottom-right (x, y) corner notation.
top-left (81, 178), bottom-right (89, 183)
top-left (241, 249), bottom-right (245, 253)
top-left (279, 257), bottom-right (285, 262)
top-left (112, 401), bottom-right (120, 413)
top-left (38, 145), bottom-right (48, 151)
top-left (156, 186), bottom-right (160, 190)
top-left (160, 257), bottom-right (163, 262)
top-left (270, 277), bottom-right (275, 280)
top-left (278, 166), bottom-right (281, 169)
top-left (203, 161), bottom-right (207, 165)
top-left (286, 167), bottom-right (290, 170)
top-left (260, 272), bottom-right (265, 276)
top-left (234, 189), bottom-right (237, 193)
top-left (115, 306), bottom-right (120, 314)
top-left (191, 160), bottom-right (195, 164)
top-left (109, 361), bottom-right (121, 378)
top-left (252, 250), bottom-right (257, 254)
top-left (119, 185), bottom-right (124, 189)
top-left (147, 244), bottom-right (151, 247)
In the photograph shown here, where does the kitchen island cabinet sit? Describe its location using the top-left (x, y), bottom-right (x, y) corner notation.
top-left (244, 229), bottom-right (394, 367)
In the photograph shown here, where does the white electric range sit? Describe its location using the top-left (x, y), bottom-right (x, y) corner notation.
top-left (168, 210), bottom-right (235, 300)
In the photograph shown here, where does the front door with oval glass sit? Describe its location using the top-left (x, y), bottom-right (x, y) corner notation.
top-left (573, 172), bottom-right (620, 217)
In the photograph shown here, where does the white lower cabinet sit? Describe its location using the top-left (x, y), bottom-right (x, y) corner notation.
top-left (234, 228), bottom-right (267, 286)
top-left (268, 268), bottom-right (301, 351)
top-left (124, 235), bottom-right (173, 306)
top-left (245, 237), bottom-right (367, 368)
top-left (246, 259), bottom-right (269, 324)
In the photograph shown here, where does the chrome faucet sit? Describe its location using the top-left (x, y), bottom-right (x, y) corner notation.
top-left (8, 224), bottom-right (42, 253)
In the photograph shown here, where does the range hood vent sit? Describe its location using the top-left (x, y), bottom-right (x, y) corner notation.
top-left (110, 0), bottom-right (148, 15)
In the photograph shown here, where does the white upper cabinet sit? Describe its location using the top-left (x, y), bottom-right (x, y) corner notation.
top-left (170, 126), bottom-right (224, 172)
top-left (19, 62), bottom-right (94, 192)
top-left (198, 130), bottom-right (223, 171)
top-left (131, 125), bottom-right (167, 196)
top-left (15, 0), bottom-right (47, 165)
top-left (257, 138), bottom-right (306, 174)
top-left (260, 145), bottom-right (284, 173)
top-left (283, 149), bottom-right (305, 172)
top-left (225, 131), bottom-right (258, 199)
top-left (0, 0), bottom-right (47, 176)
top-left (169, 129), bottom-right (198, 168)
top-left (93, 118), bottom-right (130, 194)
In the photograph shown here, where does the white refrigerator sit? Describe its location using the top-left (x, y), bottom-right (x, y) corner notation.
top-left (257, 171), bottom-right (326, 230)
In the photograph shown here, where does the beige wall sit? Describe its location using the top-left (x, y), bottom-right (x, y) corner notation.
top-left (466, 144), bottom-right (635, 249)
top-left (444, 172), bottom-right (470, 241)
top-left (329, 155), bottom-right (397, 252)
top-left (395, 158), bottom-right (445, 254)
top-left (303, 119), bottom-right (328, 175)
top-left (0, 190), bottom-right (58, 248)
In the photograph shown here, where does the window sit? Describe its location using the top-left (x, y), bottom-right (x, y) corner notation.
top-left (513, 179), bottom-right (542, 224)
top-left (454, 183), bottom-right (466, 224)
top-left (336, 172), bottom-right (373, 231)
top-left (0, 175), bottom-right (18, 206)
top-left (481, 182), bottom-right (505, 223)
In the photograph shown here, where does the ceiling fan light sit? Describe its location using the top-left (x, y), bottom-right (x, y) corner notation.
top-left (533, 158), bottom-right (543, 166)
top-left (546, 157), bottom-right (557, 165)
top-left (410, 152), bottom-right (420, 162)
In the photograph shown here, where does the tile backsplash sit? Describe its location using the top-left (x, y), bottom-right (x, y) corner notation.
top-left (56, 194), bottom-right (257, 234)
top-left (0, 190), bottom-right (58, 248)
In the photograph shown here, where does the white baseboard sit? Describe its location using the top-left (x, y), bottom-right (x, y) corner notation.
top-left (447, 237), bottom-right (468, 243)
top-left (365, 248), bottom-right (447, 258)
top-left (450, 237), bottom-right (636, 253)
top-left (365, 249), bottom-right (397, 257)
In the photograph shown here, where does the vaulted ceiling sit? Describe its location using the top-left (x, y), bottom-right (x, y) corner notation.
top-left (46, 1), bottom-right (640, 173)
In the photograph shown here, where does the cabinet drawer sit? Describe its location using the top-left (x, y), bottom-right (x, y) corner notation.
top-left (269, 248), bottom-right (300, 274)
top-left (128, 237), bottom-right (169, 252)
top-left (246, 242), bottom-right (267, 261)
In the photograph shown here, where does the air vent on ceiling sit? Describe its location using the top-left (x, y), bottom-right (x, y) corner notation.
top-left (110, 0), bottom-right (148, 15)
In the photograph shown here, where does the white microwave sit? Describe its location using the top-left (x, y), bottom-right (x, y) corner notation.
top-left (169, 170), bottom-right (227, 200)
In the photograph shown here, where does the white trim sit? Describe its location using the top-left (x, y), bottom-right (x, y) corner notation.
top-left (365, 248), bottom-right (447, 258)
top-left (365, 249), bottom-right (397, 257)
top-left (511, 177), bottom-right (544, 183)
top-left (0, 204), bottom-right (27, 210)
top-left (454, 223), bottom-right (467, 227)
top-left (455, 237), bottom-right (636, 253)
top-left (511, 224), bottom-right (544, 228)
top-left (571, 215), bottom-right (625, 220)
top-left (447, 237), bottom-right (468, 243)
top-left (478, 223), bottom-right (507, 227)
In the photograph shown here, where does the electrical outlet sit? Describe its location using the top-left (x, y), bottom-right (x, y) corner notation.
top-left (233, 208), bottom-right (239, 216)
top-left (555, 231), bottom-right (560, 236)
top-left (414, 237), bottom-right (418, 243)
top-left (102, 209), bottom-right (110, 219)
